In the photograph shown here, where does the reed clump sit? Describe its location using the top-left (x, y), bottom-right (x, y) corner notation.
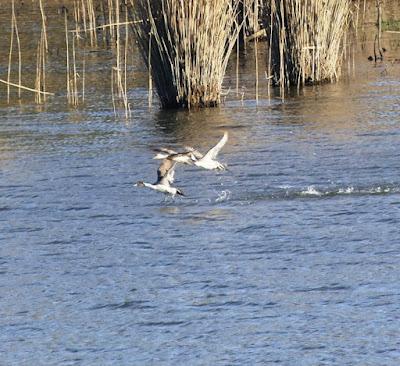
top-left (264, 0), bottom-right (350, 93)
top-left (128, 0), bottom-right (243, 109)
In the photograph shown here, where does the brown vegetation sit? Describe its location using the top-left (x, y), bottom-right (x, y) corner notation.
top-left (127, 0), bottom-right (243, 108)
top-left (1, 0), bottom-right (386, 110)
top-left (264, 0), bottom-right (351, 95)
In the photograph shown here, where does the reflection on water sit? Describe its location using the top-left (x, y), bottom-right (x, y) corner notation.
top-left (184, 208), bottom-right (233, 225)
top-left (1, 2), bottom-right (400, 366)
top-left (159, 205), bottom-right (181, 215)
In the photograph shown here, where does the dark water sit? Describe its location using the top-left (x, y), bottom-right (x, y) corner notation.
top-left (2, 3), bottom-right (400, 366)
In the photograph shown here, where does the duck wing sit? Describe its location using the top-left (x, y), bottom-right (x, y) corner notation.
top-left (156, 159), bottom-right (177, 186)
top-left (154, 147), bottom-right (177, 155)
top-left (167, 151), bottom-right (196, 165)
top-left (184, 146), bottom-right (204, 159)
top-left (202, 131), bottom-right (228, 161)
top-left (153, 147), bottom-right (178, 160)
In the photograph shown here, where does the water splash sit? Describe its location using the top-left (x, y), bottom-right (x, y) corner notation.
top-left (296, 184), bottom-right (398, 198)
top-left (215, 190), bottom-right (231, 202)
top-left (338, 187), bottom-right (355, 194)
top-left (242, 183), bottom-right (400, 203)
top-left (300, 186), bottom-right (323, 196)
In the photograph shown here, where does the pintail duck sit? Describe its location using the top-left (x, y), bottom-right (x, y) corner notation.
top-left (134, 158), bottom-right (185, 197)
top-left (191, 131), bottom-right (228, 171)
top-left (153, 148), bottom-right (196, 166)
top-left (152, 132), bottom-right (228, 171)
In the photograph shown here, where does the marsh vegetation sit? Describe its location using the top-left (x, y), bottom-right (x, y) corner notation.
top-left (0, 0), bottom-right (398, 111)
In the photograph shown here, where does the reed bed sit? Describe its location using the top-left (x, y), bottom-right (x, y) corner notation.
top-left (128, 0), bottom-right (243, 108)
top-left (265, 0), bottom-right (351, 94)
top-left (0, 0), bottom-right (385, 110)
top-left (241, 0), bottom-right (265, 41)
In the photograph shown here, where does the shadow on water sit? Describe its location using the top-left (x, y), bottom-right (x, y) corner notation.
top-left (153, 108), bottom-right (234, 141)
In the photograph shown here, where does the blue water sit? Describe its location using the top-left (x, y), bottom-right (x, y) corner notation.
top-left (1, 39), bottom-right (400, 366)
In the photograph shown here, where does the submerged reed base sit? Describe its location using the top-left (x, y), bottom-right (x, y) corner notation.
top-left (265, 0), bottom-right (350, 92)
top-left (128, 0), bottom-right (242, 109)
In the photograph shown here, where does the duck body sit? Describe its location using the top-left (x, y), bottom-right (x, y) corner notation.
top-left (138, 131), bottom-right (228, 198)
top-left (135, 158), bottom-right (185, 197)
top-left (153, 149), bottom-right (196, 165)
top-left (192, 131), bottom-right (228, 171)
top-left (194, 159), bottom-right (226, 171)
top-left (135, 181), bottom-right (184, 197)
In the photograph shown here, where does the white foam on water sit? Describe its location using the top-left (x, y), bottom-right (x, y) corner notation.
top-left (338, 186), bottom-right (355, 194)
top-left (215, 190), bottom-right (231, 202)
top-left (300, 186), bottom-right (322, 196)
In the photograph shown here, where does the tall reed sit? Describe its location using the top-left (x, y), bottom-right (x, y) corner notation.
top-left (128, 0), bottom-right (243, 108)
top-left (374, 0), bottom-right (384, 61)
top-left (35, 0), bottom-right (48, 104)
top-left (111, 0), bottom-right (131, 118)
top-left (265, 0), bottom-right (350, 94)
top-left (7, 0), bottom-right (22, 102)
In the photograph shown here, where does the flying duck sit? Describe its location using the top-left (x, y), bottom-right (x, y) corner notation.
top-left (191, 131), bottom-right (228, 171)
top-left (134, 158), bottom-right (185, 197)
top-left (152, 131), bottom-right (228, 171)
top-left (153, 148), bottom-right (196, 166)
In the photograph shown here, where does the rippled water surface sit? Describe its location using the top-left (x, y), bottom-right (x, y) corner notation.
top-left (2, 4), bottom-right (400, 365)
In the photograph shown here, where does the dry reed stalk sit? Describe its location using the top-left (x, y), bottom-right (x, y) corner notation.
top-left (354, 0), bottom-right (360, 36)
top-left (13, 0), bottom-right (22, 100)
top-left (374, 0), bottom-right (383, 62)
top-left (71, 34), bottom-right (79, 105)
top-left (67, 4), bottom-right (84, 107)
top-left (254, 0), bottom-right (259, 104)
top-left (362, 0), bottom-right (367, 32)
top-left (123, 8), bottom-right (131, 118)
top-left (7, 0), bottom-right (15, 103)
top-left (77, 0), bottom-right (97, 47)
top-left (0, 78), bottom-right (54, 96)
top-left (111, 68), bottom-right (117, 115)
top-left (35, 32), bottom-right (41, 103)
top-left (110, 1), bottom-right (131, 118)
top-left (81, 0), bottom-right (87, 35)
top-left (267, 5), bottom-right (272, 100)
top-left (70, 21), bottom-right (138, 35)
top-left (266, 0), bottom-right (350, 92)
top-left (236, 36), bottom-right (240, 95)
top-left (35, 29), bottom-right (45, 104)
top-left (243, 0), bottom-right (264, 39)
top-left (115, 0), bottom-right (122, 97)
top-left (7, 0), bottom-right (22, 102)
top-left (82, 50), bottom-right (86, 103)
top-left (128, 0), bottom-right (243, 109)
top-left (38, 0), bottom-right (48, 52)
top-left (148, 31), bottom-right (152, 107)
top-left (108, 0), bottom-right (115, 40)
top-left (64, 9), bottom-right (72, 104)
top-left (35, 0), bottom-right (48, 104)
top-left (86, 0), bottom-right (98, 47)
top-left (73, 0), bottom-right (82, 45)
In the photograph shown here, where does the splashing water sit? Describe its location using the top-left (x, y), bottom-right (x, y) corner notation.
top-left (215, 190), bottom-right (231, 202)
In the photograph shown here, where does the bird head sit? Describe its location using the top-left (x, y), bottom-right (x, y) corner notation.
top-left (134, 181), bottom-right (145, 187)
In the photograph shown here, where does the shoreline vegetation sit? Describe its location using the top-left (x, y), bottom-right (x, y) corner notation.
top-left (0, 0), bottom-right (397, 113)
